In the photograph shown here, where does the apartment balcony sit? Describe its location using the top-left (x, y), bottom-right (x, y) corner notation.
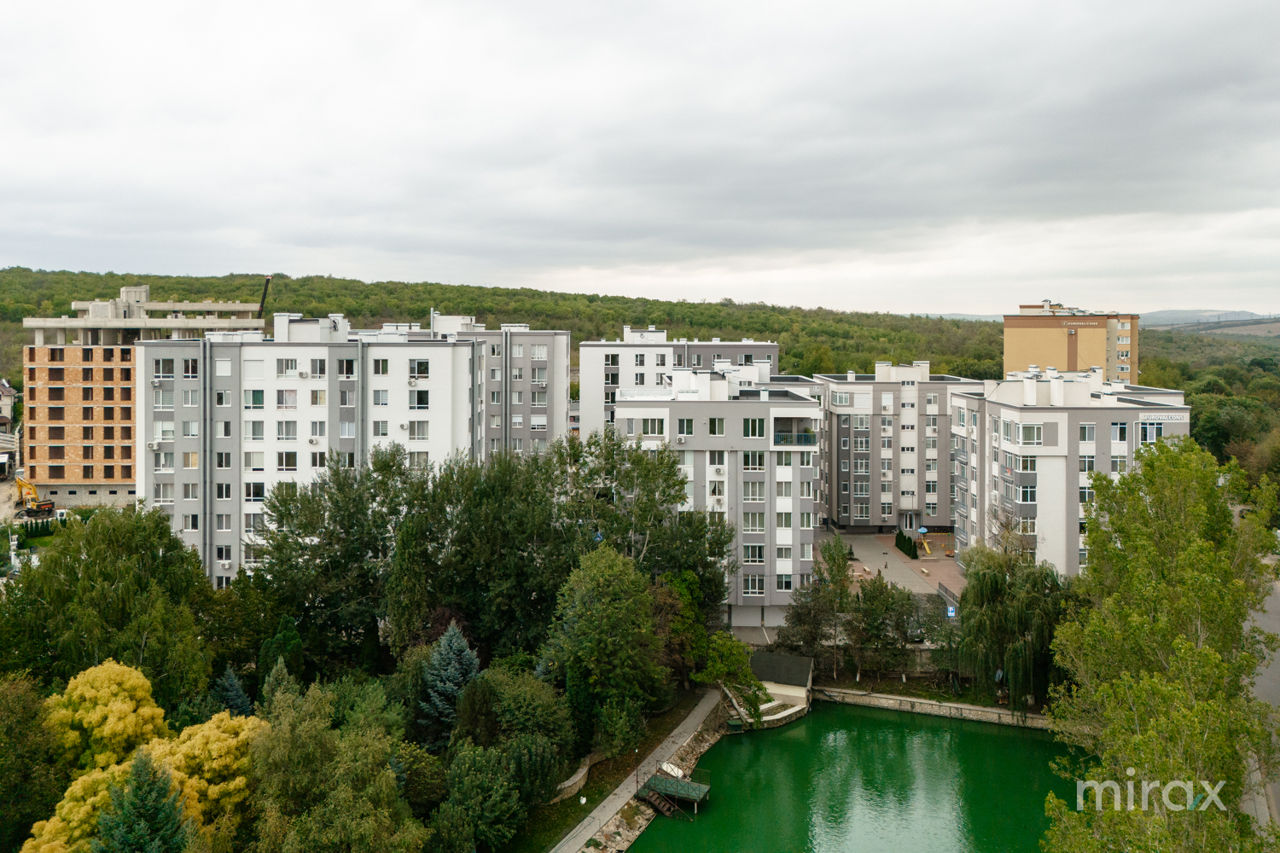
top-left (773, 417), bottom-right (817, 446)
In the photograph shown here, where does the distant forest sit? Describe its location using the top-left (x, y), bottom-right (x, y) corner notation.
top-left (2, 267), bottom-right (1278, 483)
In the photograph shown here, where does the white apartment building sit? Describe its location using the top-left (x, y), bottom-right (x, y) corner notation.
top-left (813, 362), bottom-right (980, 534)
top-left (429, 314), bottom-right (571, 454)
top-left (137, 313), bottom-right (483, 586)
top-left (614, 363), bottom-right (822, 628)
top-left (579, 326), bottom-right (779, 436)
top-left (949, 367), bottom-right (1189, 577)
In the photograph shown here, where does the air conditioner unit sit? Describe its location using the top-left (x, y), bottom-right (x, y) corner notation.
top-left (676, 436), bottom-right (685, 444)
top-left (400, 423), bottom-right (408, 430)
top-left (146, 441), bottom-right (159, 450)
top-left (715, 466), bottom-right (724, 475)
top-left (308, 437), bottom-right (318, 445)
top-left (408, 378), bottom-right (418, 387)
top-left (298, 370), bottom-right (309, 379)
top-left (150, 378), bottom-right (161, 386)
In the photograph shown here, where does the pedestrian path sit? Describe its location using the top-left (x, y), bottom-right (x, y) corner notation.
top-left (549, 689), bottom-right (720, 853)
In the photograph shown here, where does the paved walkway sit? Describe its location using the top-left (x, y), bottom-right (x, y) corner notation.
top-left (550, 688), bottom-right (721, 853)
top-left (1251, 578), bottom-right (1280, 826)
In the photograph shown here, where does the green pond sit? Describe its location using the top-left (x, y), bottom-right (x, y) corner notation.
top-left (629, 702), bottom-right (1074, 853)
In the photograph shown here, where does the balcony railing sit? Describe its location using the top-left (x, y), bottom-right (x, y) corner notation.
top-left (774, 432), bottom-right (817, 446)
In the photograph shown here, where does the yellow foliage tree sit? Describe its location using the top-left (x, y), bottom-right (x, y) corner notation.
top-left (147, 711), bottom-right (268, 837)
top-left (22, 764), bottom-right (126, 853)
top-left (25, 663), bottom-right (269, 853)
top-left (43, 660), bottom-right (169, 776)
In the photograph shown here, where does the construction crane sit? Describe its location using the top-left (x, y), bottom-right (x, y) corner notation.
top-left (14, 475), bottom-right (55, 519)
top-left (257, 274), bottom-right (272, 320)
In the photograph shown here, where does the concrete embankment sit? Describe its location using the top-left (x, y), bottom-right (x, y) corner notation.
top-left (817, 687), bottom-right (1050, 729)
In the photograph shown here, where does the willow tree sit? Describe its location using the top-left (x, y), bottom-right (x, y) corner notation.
top-left (957, 545), bottom-right (1070, 709)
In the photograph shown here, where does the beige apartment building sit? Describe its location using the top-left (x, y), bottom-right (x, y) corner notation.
top-left (22, 285), bottom-right (262, 505)
top-left (1003, 301), bottom-right (1138, 382)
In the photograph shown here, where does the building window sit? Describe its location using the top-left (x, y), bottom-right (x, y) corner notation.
top-left (245, 482), bottom-right (266, 502)
top-left (634, 373), bottom-right (645, 386)
top-left (742, 481), bottom-right (764, 501)
top-left (742, 418), bottom-right (765, 438)
top-left (742, 546), bottom-right (765, 566)
top-left (373, 421), bottom-right (388, 437)
top-left (243, 390), bottom-right (264, 410)
top-left (742, 512), bottom-right (765, 532)
top-left (709, 418), bottom-right (725, 436)
top-left (776, 512), bottom-right (792, 528)
top-left (153, 358), bottom-right (174, 379)
top-left (641, 418), bottom-right (664, 436)
top-left (1079, 485), bottom-right (1095, 504)
top-left (1019, 484), bottom-right (1037, 504)
top-left (372, 358), bottom-right (389, 375)
top-left (530, 345), bottom-right (547, 360)
top-left (409, 421), bottom-right (430, 440)
top-left (244, 452), bottom-right (264, 471)
top-left (635, 354), bottom-right (645, 367)
top-left (409, 359), bottom-right (430, 378)
top-left (743, 451), bottom-right (765, 471)
top-left (1111, 422), bottom-right (1128, 442)
top-left (216, 483), bottom-right (232, 500)
top-left (277, 452), bottom-right (298, 471)
top-left (677, 418), bottom-right (694, 436)
top-left (1138, 422), bottom-right (1163, 445)
top-left (1111, 456), bottom-right (1128, 475)
top-left (1079, 455), bottom-right (1095, 473)
top-left (408, 451), bottom-right (430, 469)
top-left (776, 574), bottom-right (793, 591)
top-left (410, 390), bottom-right (430, 410)
top-left (216, 452), bottom-right (232, 469)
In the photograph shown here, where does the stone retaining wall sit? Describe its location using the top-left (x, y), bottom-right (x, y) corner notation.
top-left (817, 687), bottom-right (1049, 729)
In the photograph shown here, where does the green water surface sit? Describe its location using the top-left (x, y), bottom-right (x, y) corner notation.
top-left (629, 702), bottom-right (1073, 853)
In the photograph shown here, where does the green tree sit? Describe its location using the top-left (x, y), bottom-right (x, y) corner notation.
top-left (251, 680), bottom-right (428, 852)
top-left (0, 674), bottom-right (64, 852)
top-left (256, 446), bottom-right (418, 676)
top-left (0, 507), bottom-right (212, 709)
top-left (387, 451), bottom-right (577, 657)
top-left (451, 675), bottom-right (500, 749)
top-left (90, 752), bottom-right (191, 853)
top-left (257, 616), bottom-right (304, 690)
top-left (541, 548), bottom-right (667, 756)
top-left (439, 743), bottom-right (523, 851)
top-left (845, 571), bottom-right (915, 679)
top-left (777, 537), bottom-right (852, 679)
top-left (213, 665), bottom-right (253, 717)
top-left (1045, 439), bottom-right (1279, 851)
top-left (693, 632), bottom-right (769, 721)
top-left (418, 622), bottom-right (479, 750)
top-left (956, 546), bottom-right (1069, 708)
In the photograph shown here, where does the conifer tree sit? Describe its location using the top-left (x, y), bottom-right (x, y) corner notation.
top-left (90, 751), bottom-right (191, 853)
top-left (213, 664), bottom-right (253, 717)
top-left (418, 622), bottom-right (479, 749)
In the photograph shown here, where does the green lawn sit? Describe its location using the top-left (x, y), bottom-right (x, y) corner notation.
top-left (502, 689), bottom-right (703, 853)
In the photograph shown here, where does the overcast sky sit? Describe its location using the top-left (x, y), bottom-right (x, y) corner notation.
top-left (2, 0), bottom-right (1277, 314)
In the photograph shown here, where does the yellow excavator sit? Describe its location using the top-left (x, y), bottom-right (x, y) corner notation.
top-left (14, 475), bottom-right (56, 519)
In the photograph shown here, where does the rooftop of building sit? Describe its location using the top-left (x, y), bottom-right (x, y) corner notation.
top-left (952, 368), bottom-right (1186, 410)
top-left (429, 313), bottom-right (569, 336)
top-left (24, 284), bottom-right (262, 330)
top-left (1010, 299), bottom-right (1137, 318)
top-left (814, 361), bottom-right (976, 384)
top-left (581, 324), bottom-right (776, 346)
